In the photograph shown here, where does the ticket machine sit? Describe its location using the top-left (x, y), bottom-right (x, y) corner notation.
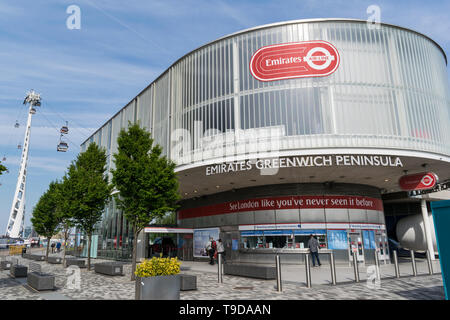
top-left (348, 230), bottom-right (364, 263)
top-left (375, 230), bottom-right (390, 264)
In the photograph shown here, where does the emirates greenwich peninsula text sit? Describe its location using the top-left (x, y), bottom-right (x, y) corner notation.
top-left (205, 155), bottom-right (403, 176)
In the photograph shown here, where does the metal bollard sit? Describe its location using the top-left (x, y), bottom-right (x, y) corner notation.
top-left (393, 250), bottom-right (400, 278)
top-left (374, 250), bottom-right (381, 281)
top-left (352, 252), bottom-right (360, 283)
top-left (275, 255), bottom-right (282, 292)
top-left (218, 253), bottom-right (223, 283)
top-left (410, 250), bottom-right (417, 276)
top-left (426, 251), bottom-right (433, 275)
top-left (330, 251), bottom-right (337, 285)
top-left (305, 254), bottom-right (312, 288)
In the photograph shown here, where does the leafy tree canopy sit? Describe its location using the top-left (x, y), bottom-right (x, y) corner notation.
top-left (112, 123), bottom-right (180, 233)
top-left (31, 180), bottom-right (61, 238)
top-left (68, 142), bottom-right (112, 234)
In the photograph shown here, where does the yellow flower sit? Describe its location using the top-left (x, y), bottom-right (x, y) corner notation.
top-left (135, 257), bottom-right (181, 277)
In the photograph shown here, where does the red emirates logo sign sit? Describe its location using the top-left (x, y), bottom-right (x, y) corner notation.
top-left (399, 172), bottom-right (438, 191)
top-left (250, 41), bottom-right (340, 81)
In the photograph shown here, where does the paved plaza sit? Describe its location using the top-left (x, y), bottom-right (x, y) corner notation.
top-left (0, 250), bottom-right (445, 300)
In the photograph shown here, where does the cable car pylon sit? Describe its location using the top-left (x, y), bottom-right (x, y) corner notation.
top-left (6, 90), bottom-right (41, 238)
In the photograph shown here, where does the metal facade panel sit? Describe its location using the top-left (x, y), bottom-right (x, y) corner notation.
top-left (325, 208), bottom-right (349, 223)
top-left (348, 209), bottom-right (368, 223)
top-left (300, 208), bottom-right (325, 222)
top-left (275, 209), bottom-right (300, 223)
top-left (254, 210), bottom-right (276, 224)
top-left (237, 211), bottom-right (255, 225)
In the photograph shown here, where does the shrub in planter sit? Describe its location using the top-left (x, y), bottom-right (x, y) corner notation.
top-left (135, 256), bottom-right (181, 300)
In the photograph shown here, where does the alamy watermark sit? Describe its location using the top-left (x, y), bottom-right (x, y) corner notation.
top-left (66, 5), bottom-right (81, 30)
top-left (366, 265), bottom-right (381, 289)
top-left (65, 265), bottom-right (81, 290)
top-left (367, 4), bottom-right (381, 30)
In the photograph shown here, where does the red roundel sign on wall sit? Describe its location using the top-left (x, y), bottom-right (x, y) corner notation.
top-left (250, 40), bottom-right (340, 81)
top-left (398, 172), bottom-right (439, 191)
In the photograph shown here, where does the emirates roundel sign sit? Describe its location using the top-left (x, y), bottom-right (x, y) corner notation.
top-left (399, 172), bottom-right (439, 191)
top-left (250, 40), bottom-right (340, 81)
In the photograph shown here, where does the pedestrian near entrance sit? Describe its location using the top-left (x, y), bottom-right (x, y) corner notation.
top-left (51, 242), bottom-right (55, 254)
top-left (206, 237), bottom-right (217, 265)
top-left (308, 234), bottom-right (321, 267)
top-left (56, 242), bottom-right (61, 253)
top-left (216, 239), bottom-right (226, 263)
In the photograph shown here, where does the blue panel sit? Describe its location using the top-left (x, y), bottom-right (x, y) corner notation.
top-left (327, 230), bottom-right (348, 250)
top-left (293, 229), bottom-right (326, 235)
top-left (363, 230), bottom-right (370, 249)
top-left (431, 200), bottom-right (450, 300)
top-left (241, 230), bottom-right (264, 236)
top-left (263, 230), bottom-right (292, 236)
top-left (232, 239), bottom-right (239, 251)
top-left (369, 230), bottom-right (376, 249)
top-left (362, 230), bottom-right (375, 249)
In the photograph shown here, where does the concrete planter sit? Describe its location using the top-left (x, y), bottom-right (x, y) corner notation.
top-left (10, 265), bottom-right (27, 278)
top-left (47, 257), bottom-right (62, 264)
top-left (94, 262), bottom-right (123, 276)
top-left (65, 258), bottom-right (86, 268)
top-left (135, 275), bottom-right (180, 300)
top-left (27, 272), bottom-right (55, 291)
top-left (1, 261), bottom-right (12, 270)
top-left (31, 255), bottom-right (46, 261)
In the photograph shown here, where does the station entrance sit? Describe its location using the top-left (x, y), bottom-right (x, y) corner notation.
top-left (144, 226), bottom-right (194, 261)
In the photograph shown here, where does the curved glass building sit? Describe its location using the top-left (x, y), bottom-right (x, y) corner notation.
top-left (82, 19), bottom-right (450, 264)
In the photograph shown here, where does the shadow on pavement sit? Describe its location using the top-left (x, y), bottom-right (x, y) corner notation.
top-left (394, 285), bottom-right (445, 300)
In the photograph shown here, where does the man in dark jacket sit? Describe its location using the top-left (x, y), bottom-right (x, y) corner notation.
top-left (307, 234), bottom-right (321, 267)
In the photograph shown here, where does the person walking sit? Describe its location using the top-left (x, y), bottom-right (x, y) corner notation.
top-left (205, 237), bottom-right (217, 265)
top-left (216, 239), bottom-right (226, 264)
top-left (56, 242), bottom-right (61, 253)
top-left (307, 234), bottom-right (321, 267)
top-left (51, 242), bottom-right (55, 254)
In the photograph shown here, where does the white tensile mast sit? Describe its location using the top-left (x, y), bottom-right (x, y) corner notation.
top-left (5, 90), bottom-right (41, 238)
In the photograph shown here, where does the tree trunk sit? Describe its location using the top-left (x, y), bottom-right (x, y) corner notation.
top-left (131, 226), bottom-right (138, 281)
top-left (63, 227), bottom-right (68, 266)
top-left (46, 236), bottom-right (51, 260)
top-left (87, 232), bottom-right (92, 271)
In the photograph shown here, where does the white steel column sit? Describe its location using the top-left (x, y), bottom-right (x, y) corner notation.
top-left (5, 90), bottom-right (40, 238)
top-left (421, 199), bottom-right (435, 260)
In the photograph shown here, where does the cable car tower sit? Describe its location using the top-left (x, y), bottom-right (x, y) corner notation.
top-left (5, 90), bottom-right (41, 238)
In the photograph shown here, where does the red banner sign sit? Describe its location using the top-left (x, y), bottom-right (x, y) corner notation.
top-left (179, 195), bottom-right (383, 220)
top-left (399, 172), bottom-right (438, 191)
top-left (250, 41), bottom-right (340, 82)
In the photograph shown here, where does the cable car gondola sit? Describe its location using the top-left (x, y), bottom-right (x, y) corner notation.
top-left (57, 134), bottom-right (68, 152)
top-left (14, 121), bottom-right (19, 128)
top-left (57, 142), bottom-right (68, 152)
top-left (17, 144), bottom-right (22, 149)
top-left (60, 121), bottom-right (69, 134)
top-left (30, 107), bottom-right (36, 114)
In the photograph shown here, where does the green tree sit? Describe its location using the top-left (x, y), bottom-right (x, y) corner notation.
top-left (55, 173), bottom-right (76, 266)
top-left (69, 143), bottom-right (112, 270)
top-left (31, 181), bottom-right (61, 260)
top-left (0, 161), bottom-right (7, 176)
top-left (112, 123), bottom-right (180, 281)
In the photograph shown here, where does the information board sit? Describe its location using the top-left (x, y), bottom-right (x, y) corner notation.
top-left (193, 228), bottom-right (220, 258)
top-left (327, 230), bottom-right (348, 250)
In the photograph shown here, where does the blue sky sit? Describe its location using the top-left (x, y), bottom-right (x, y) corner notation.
top-left (0, 0), bottom-right (449, 233)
